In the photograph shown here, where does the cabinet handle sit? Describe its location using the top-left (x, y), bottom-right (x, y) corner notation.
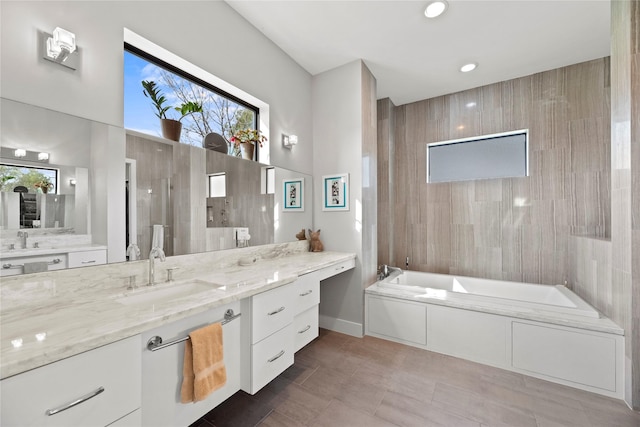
top-left (46, 386), bottom-right (105, 416)
top-left (81, 260), bottom-right (96, 264)
top-left (267, 350), bottom-right (285, 363)
top-left (335, 265), bottom-right (345, 271)
top-left (298, 325), bottom-right (311, 334)
top-left (267, 306), bottom-right (285, 316)
top-left (299, 290), bottom-right (313, 296)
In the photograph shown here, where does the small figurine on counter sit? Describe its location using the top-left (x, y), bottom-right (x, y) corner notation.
top-left (295, 229), bottom-right (307, 240)
top-left (308, 229), bottom-right (324, 252)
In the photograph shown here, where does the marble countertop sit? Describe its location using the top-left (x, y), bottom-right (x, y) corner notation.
top-left (0, 247), bottom-right (355, 379)
top-left (0, 244), bottom-right (107, 259)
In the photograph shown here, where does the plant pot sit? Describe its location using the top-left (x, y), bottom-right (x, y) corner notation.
top-left (240, 142), bottom-right (255, 160)
top-left (161, 119), bottom-right (182, 142)
top-left (41, 187), bottom-right (48, 194)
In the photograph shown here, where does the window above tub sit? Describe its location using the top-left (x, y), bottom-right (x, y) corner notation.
top-left (426, 129), bottom-right (529, 183)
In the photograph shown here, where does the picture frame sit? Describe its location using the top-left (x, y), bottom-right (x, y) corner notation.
top-left (283, 178), bottom-right (304, 211)
top-left (322, 173), bottom-right (349, 211)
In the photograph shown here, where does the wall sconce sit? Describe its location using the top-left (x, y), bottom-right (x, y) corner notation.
top-left (282, 134), bottom-right (298, 149)
top-left (38, 152), bottom-right (49, 161)
top-left (69, 178), bottom-right (77, 186)
top-left (14, 149), bottom-right (26, 158)
top-left (42, 27), bottom-right (79, 70)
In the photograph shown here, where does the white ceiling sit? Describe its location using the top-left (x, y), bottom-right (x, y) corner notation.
top-left (226, 0), bottom-right (611, 106)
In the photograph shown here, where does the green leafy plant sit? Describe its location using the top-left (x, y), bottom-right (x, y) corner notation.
top-left (142, 80), bottom-right (171, 119)
top-left (142, 80), bottom-right (203, 122)
top-left (229, 129), bottom-right (267, 148)
top-left (34, 178), bottom-right (53, 190)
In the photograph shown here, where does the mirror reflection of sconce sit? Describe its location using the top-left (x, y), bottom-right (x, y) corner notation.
top-left (1, 147), bottom-right (50, 163)
top-left (282, 134), bottom-right (298, 149)
top-left (42, 27), bottom-right (79, 70)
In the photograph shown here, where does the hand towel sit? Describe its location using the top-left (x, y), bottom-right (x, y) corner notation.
top-left (180, 323), bottom-right (226, 403)
top-left (23, 262), bottom-right (48, 274)
top-left (151, 224), bottom-right (164, 251)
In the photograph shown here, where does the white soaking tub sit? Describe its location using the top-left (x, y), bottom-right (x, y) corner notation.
top-left (365, 269), bottom-right (625, 400)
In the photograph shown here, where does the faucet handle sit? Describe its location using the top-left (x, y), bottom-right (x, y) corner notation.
top-left (166, 267), bottom-right (179, 282)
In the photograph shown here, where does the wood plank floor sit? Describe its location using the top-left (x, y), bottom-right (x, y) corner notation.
top-left (191, 329), bottom-right (639, 427)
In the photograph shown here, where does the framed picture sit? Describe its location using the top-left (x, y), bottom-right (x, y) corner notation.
top-left (322, 173), bottom-right (349, 211)
top-left (283, 178), bottom-right (304, 211)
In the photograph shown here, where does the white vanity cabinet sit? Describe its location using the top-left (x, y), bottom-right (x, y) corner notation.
top-left (140, 302), bottom-right (241, 427)
top-left (0, 335), bottom-right (141, 427)
top-left (241, 282), bottom-right (295, 394)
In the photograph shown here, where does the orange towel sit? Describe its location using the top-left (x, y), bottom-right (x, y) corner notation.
top-left (180, 323), bottom-right (227, 403)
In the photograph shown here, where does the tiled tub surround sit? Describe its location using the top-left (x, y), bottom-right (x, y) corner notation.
top-left (365, 270), bottom-right (624, 399)
top-left (379, 57), bottom-right (611, 286)
top-left (0, 240), bottom-right (355, 379)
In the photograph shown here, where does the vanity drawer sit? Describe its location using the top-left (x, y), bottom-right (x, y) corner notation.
top-left (68, 249), bottom-right (107, 268)
top-left (251, 283), bottom-right (294, 344)
top-left (250, 323), bottom-right (294, 393)
top-left (294, 274), bottom-right (320, 315)
top-left (315, 258), bottom-right (355, 281)
top-left (0, 335), bottom-right (141, 427)
top-left (294, 305), bottom-right (319, 352)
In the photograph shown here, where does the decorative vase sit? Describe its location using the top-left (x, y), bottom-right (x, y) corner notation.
top-left (240, 142), bottom-right (255, 160)
top-left (161, 118), bottom-right (182, 142)
top-left (42, 187), bottom-right (48, 194)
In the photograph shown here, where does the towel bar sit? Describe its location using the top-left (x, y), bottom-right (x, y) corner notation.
top-left (2, 258), bottom-right (62, 269)
top-left (146, 309), bottom-right (240, 352)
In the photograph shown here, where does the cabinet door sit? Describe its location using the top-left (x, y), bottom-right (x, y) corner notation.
top-left (250, 323), bottom-right (294, 393)
top-left (294, 305), bottom-right (319, 352)
top-left (1, 335), bottom-right (141, 427)
top-left (68, 249), bottom-right (107, 268)
top-left (251, 283), bottom-right (294, 343)
top-left (294, 273), bottom-right (320, 315)
top-left (141, 302), bottom-right (241, 427)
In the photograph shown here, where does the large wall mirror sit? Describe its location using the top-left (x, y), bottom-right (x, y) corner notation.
top-left (0, 98), bottom-right (312, 273)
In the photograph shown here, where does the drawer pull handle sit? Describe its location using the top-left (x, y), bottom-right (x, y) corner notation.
top-left (299, 290), bottom-right (313, 296)
top-left (335, 265), bottom-right (345, 271)
top-left (81, 260), bottom-right (96, 264)
top-left (46, 386), bottom-right (105, 416)
top-left (298, 325), bottom-right (311, 334)
top-left (267, 306), bottom-right (285, 316)
top-left (267, 350), bottom-right (285, 363)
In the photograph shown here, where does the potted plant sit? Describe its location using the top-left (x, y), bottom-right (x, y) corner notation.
top-left (141, 80), bottom-right (203, 142)
top-left (229, 129), bottom-right (267, 160)
top-left (34, 178), bottom-right (54, 194)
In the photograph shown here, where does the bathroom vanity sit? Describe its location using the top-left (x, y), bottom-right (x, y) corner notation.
top-left (0, 242), bottom-right (355, 426)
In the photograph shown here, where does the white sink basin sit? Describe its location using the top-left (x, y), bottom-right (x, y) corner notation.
top-left (114, 280), bottom-right (220, 306)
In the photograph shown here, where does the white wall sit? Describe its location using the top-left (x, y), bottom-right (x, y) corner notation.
top-left (313, 60), bottom-right (365, 336)
top-left (0, 1), bottom-right (314, 174)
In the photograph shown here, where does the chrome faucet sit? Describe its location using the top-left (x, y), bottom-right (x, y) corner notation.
top-left (148, 247), bottom-right (166, 286)
top-left (378, 264), bottom-right (391, 280)
top-left (17, 231), bottom-right (28, 249)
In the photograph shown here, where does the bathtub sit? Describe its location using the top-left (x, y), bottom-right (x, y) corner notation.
top-left (376, 269), bottom-right (600, 318)
top-left (364, 269), bottom-right (625, 399)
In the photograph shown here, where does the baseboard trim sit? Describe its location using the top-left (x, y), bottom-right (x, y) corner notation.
top-left (319, 315), bottom-right (363, 338)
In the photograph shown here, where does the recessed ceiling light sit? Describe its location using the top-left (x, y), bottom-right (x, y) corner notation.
top-left (460, 63), bottom-right (477, 73)
top-left (424, 1), bottom-right (448, 18)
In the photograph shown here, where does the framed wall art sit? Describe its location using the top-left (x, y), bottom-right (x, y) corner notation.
top-left (322, 173), bottom-right (349, 211)
top-left (283, 178), bottom-right (304, 211)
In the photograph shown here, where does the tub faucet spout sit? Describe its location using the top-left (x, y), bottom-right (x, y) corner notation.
top-left (378, 264), bottom-right (391, 280)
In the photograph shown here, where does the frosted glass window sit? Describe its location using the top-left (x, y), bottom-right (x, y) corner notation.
top-left (427, 130), bottom-right (528, 183)
top-left (208, 173), bottom-right (226, 197)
